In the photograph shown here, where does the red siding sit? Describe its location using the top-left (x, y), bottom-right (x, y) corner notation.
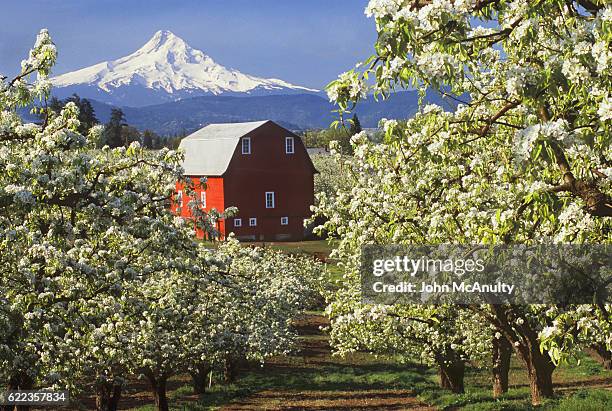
top-left (173, 177), bottom-right (225, 239)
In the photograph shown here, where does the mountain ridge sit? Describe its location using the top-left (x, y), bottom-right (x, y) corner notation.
top-left (80, 90), bottom-right (453, 135)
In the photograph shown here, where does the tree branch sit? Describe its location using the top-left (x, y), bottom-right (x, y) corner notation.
top-left (539, 105), bottom-right (612, 217)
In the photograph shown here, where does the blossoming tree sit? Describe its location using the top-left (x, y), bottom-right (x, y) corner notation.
top-left (316, 0), bottom-right (611, 405)
top-left (0, 28), bottom-right (211, 408)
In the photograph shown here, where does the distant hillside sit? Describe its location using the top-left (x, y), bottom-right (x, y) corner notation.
top-left (87, 91), bottom-right (453, 135)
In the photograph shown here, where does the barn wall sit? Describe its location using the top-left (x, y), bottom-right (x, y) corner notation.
top-left (223, 121), bottom-right (315, 241)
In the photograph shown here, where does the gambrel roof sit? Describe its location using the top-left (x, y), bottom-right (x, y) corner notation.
top-left (179, 121), bottom-right (269, 176)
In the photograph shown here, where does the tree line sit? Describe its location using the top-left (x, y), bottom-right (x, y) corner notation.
top-left (300, 113), bottom-right (364, 155)
top-left (45, 95), bottom-right (185, 149)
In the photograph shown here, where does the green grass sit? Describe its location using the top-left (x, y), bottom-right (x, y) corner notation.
top-left (416, 354), bottom-right (612, 410)
top-left (555, 353), bottom-right (611, 380)
top-left (250, 239), bottom-right (336, 256)
top-left (552, 389), bottom-right (612, 411)
top-left (180, 357), bottom-right (436, 410)
top-left (420, 388), bottom-right (612, 411)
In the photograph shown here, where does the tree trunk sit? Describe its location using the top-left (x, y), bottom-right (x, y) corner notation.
top-left (223, 356), bottom-right (237, 383)
top-left (95, 379), bottom-right (122, 411)
top-left (489, 305), bottom-right (555, 405)
top-left (586, 344), bottom-right (612, 370)
top-left (515, 340), bottom-right (555, 405)
top-left (439, 367), bottom-right (452, 389)
top-left (190, 363), bottom-right (212, 395)
top-left (492, 336), bottom-right (512, 397)
top-left (145, 373), bottom-right (169, 411)
top-left (436, 351), bottom-right (465, 393)
top-left (526, 355), bottom-right (554, 406)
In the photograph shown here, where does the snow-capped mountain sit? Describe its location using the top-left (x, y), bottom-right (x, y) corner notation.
top-left (51, 30), bottom-right (319, 106)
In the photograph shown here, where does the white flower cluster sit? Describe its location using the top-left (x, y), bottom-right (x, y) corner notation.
top-left (562, 57), bottom-right (591, 85)
top-left (505, 66), bottom-right (537, 99)
top-left (555, 201), bottom-right (596, 242)
top-left (514, 119), bottom-right (570, 162)
top-left (365, 0), bottom-right (404, 18)
top-left (597, 95), bottom-right (612, 122)
top-left (327, 71), bottom-right (368, 103)
top-left (416, 51), bottom-right (458, 80)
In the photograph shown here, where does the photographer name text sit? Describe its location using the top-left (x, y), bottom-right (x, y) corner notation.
top-left (372, 280), bottom-right (515, 295)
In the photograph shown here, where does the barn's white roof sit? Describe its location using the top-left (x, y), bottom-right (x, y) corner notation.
top-left (179, 121), bottom-right (269, 176)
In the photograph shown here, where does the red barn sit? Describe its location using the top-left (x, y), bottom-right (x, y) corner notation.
top-left (173, 120), bottom-right (317, 241)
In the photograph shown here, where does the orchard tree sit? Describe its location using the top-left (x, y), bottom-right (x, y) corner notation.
top-left (119, 249), bottom-right (220, 411)
top-left (315, 0), bottom-right (611, 405)
top-left (328, 303), bottom-right (493, 393)
top-left (0, 29), bottom-right (213, 410)
top-left (113, 240), bottom-right (321, 410)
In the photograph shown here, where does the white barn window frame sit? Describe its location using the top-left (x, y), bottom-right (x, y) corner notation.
top-left (280, 216), bottom-right (289, 225)
top-left (241, 137), bottom-right (251, 154)
top-left (285, 136), bottom-right (295, 154)
top-left (249, 217), bottom-right (257, 226)
top-left (234, 218), bottom-right (242, 227)
top-left (265, 191), bottom-right (275, 209)
top-left (177, 190), bottom-right (184, 207)
top-left (200, 191), bottom-right (206, 208)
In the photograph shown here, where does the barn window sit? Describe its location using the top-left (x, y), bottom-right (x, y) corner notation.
top-left (177, 190), bottom-right (184, 207)
top-left (285, 137), bottom-right (294, 154)
top-left (200, 191), bottom-right (206, 208)
top-left (265, 192), bottom-right (275, 209)
top-left (280, 216), bottom-right (289, 225)
top-left (249, 217), bottom-right (257, 227)
top-left (241, 137), bottom-right (251, 154)
top-left (234, 218), bottom-right (242, 227)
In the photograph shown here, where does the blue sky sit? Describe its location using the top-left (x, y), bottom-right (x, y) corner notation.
top-left (0, 0), bottom-right (375, 89)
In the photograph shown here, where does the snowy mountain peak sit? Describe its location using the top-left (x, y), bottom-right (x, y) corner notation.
top-left (51, 30), bottom-right (318, 106)
top-left (136, 30), bottom-right (197, 57)
top-left (148, 30), bottom-right (180, 46)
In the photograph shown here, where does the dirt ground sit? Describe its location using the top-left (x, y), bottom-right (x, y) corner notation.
top-left (219, 313), bottom-right (434, 411)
